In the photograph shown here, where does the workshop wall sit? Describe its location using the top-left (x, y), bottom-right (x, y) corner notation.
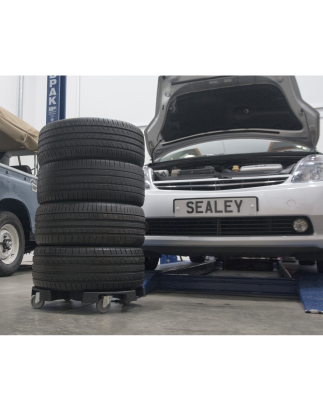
top-left (1, 76), bottom-right (322, 165)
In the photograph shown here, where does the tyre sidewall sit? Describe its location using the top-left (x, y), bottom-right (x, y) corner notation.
top-left (0, 212), bottom-right (25, 277)
top-left (145, 257), bottom-right (159, 270)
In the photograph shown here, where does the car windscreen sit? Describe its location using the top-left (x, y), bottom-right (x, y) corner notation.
top-left (158, 139), bottom-right (311, 162)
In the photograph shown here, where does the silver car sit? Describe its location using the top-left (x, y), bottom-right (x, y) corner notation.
top-left (142, 76), bottom-right (322, 271)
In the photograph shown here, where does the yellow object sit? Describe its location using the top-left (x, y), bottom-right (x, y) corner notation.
top-left (232, 165), bottom-right (240, 172)
top-left (171, 168), bottom-right (181, 176)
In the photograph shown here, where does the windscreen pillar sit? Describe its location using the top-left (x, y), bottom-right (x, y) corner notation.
top-left (46, 76), bottom-right (67, 124)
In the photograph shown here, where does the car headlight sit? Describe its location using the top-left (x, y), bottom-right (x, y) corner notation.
top-left (291, 154), bottom-right (323, 183)
top-left (143, 166), bottom-right (154, 189)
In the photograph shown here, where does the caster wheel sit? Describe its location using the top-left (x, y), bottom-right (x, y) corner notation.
top-left (317, 260), bottom-right (323, 273)
top-left (96, 298), bottom-right (111, 314)
top-left (31, 295), bottom-right (45, 309)
top-left (299, 260), bottom-right (315, 266)
top-left (189, 255), bottom-right (206, 263)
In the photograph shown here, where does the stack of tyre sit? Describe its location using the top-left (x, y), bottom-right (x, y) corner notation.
top-left (33, 118), bottom-right (146, 293)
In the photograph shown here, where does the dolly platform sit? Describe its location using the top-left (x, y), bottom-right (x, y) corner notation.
top-left (31, 286), bottom-right (146, 314)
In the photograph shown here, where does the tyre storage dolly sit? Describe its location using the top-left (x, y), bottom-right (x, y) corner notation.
top-left (31, 286), bottom-right (146, 314)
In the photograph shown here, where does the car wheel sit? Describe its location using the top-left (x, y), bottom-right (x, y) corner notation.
top-left (37, 159), bottom-right (145, 206)
top-left (317, 260), bottom-right (323, 273)
top-left (299, 260), bottom-right (316, 266)
top-left (35, 203), bottom-right (145, 247)
top-left (189, 256), bottom-right (206, 263)
top-left (145, 257), bottom-right (159, 270)
top-left (0, 212), bottom-right (25, 277)
top-left (38, 118), bottom-right (145, 167)
top-left (32, 246), bottom-right (145, 291)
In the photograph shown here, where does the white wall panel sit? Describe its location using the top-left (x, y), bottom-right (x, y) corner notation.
top-left (78, 76), bottom-right (158, 126)
top-left (296, 76), bottom-right (323, 108)
top-left (66, 75), bottom-right (79, 119)
top-left (23, 76), bottom-right (47, 131)
top-left (0, 76), bottom-right (19, 115)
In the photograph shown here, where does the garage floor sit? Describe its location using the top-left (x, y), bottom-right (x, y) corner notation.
top-left (0, 264), bottom-right (322, 335)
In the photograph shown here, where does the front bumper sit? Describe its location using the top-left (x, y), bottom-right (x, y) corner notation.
top-left (142, 179), bottom-right (323, 259)
top-left (143, 233), bottom-right (323, 259)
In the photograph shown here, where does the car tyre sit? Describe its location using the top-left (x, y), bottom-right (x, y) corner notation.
top-left (35, 203), bottom-right (145, 246)
top-left (33, 246), bottom-right (145, 291)
top-left (317, 260), bottom-right (323, 273)
top-left (37, 159), bottom-right (145, 206)
top-left (38, 118), bottom-right (145, 167)
top-left (189, 256), bottom-right (206, 263)
top-left (144, 256), bottom-right (159, 271)
top-left (299, 260), bottom-right (316, 266)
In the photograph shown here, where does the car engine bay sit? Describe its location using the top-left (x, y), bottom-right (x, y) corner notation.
top-left (152, 162), bottom-right (297, 181)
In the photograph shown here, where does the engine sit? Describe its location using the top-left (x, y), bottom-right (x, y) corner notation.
top-left (153, 163), bottom-right (293, 181)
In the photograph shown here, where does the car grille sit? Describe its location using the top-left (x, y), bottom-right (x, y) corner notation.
top-left (146, 216), bottom-right (313, 236)
top-left (153, 176), bottom-right (288, 191)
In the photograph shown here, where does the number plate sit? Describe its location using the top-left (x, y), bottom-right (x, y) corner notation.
top-left (174, 197), bottom-right (258, 217)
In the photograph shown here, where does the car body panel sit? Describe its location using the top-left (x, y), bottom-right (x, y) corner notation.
top-left (145, 76), bottom-right (320, 160)
top-left (0, 163), bottom-right (38, 237)
top-left (144, 178), bottom-right (323, 218)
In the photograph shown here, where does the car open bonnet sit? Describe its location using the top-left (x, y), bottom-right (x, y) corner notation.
top-left (145, 76), bottom-right (320, 161)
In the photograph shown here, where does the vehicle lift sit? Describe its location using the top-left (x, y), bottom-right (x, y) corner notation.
top-left (30, 258), bottom-right (323, 314)
top-left (143, 258), bottom-right (323, 314)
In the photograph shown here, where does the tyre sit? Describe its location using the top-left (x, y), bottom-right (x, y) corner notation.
top-left (317, 260), bottom-right (323, 273)
top-left (33, 246), bottom-right (145, 291)
top-left (0, 212), bottom-right (25, 277)
top-left (37, 159), bottom-right (145, 206)
top-left (145, 256), bottom-right (159, 270)
top-left (299, 260), bottom-right (316, 266)
top-left (189, 256), bottom-right (206, 263)
top-left (38, 118), bottom-right (145, 167)
top-left (35, 203), bottom-right (145, 246)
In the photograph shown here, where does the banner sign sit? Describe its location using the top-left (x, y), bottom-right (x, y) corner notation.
top-left (46, 75), bottom-right (61, 124)
top-left (46, 76), bottom-right (66, 124)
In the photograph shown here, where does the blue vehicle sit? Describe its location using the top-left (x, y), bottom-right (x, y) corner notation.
top-left (0, 107), bottom-right (38, 276)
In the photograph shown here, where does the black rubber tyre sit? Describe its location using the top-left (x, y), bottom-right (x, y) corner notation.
top-left (35, 203), bottom-right (145, 246)
top-left (317, 260), bottom-right (323, 273)
top-left (37, 159), bottom-right (145, 206)
top-left (32, 246), bottom-right (145, 291)
top-left (145, 256), bottom-right (159, 270)
top-left (0, 212), bottom-right (25, 277)
top-left (299, 260), bottom-right (316, 266)
top-left (189, 256), bottom-right (206, 263)
top-left (38, 118), bottom-right (145, 167)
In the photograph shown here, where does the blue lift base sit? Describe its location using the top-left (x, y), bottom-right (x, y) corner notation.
top-left (143, 261), bottom-right (298, 299)
top-left (143, 261), bottom-right (323, 313)
top-left (298, 275), bottom-right (323, 314)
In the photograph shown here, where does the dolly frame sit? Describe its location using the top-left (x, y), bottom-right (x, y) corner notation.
top-left (31, 286), bottom-right (146, 314)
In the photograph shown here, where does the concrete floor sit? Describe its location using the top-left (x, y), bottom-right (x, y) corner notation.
top-left (0, 264), bottom-right (322, 335)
